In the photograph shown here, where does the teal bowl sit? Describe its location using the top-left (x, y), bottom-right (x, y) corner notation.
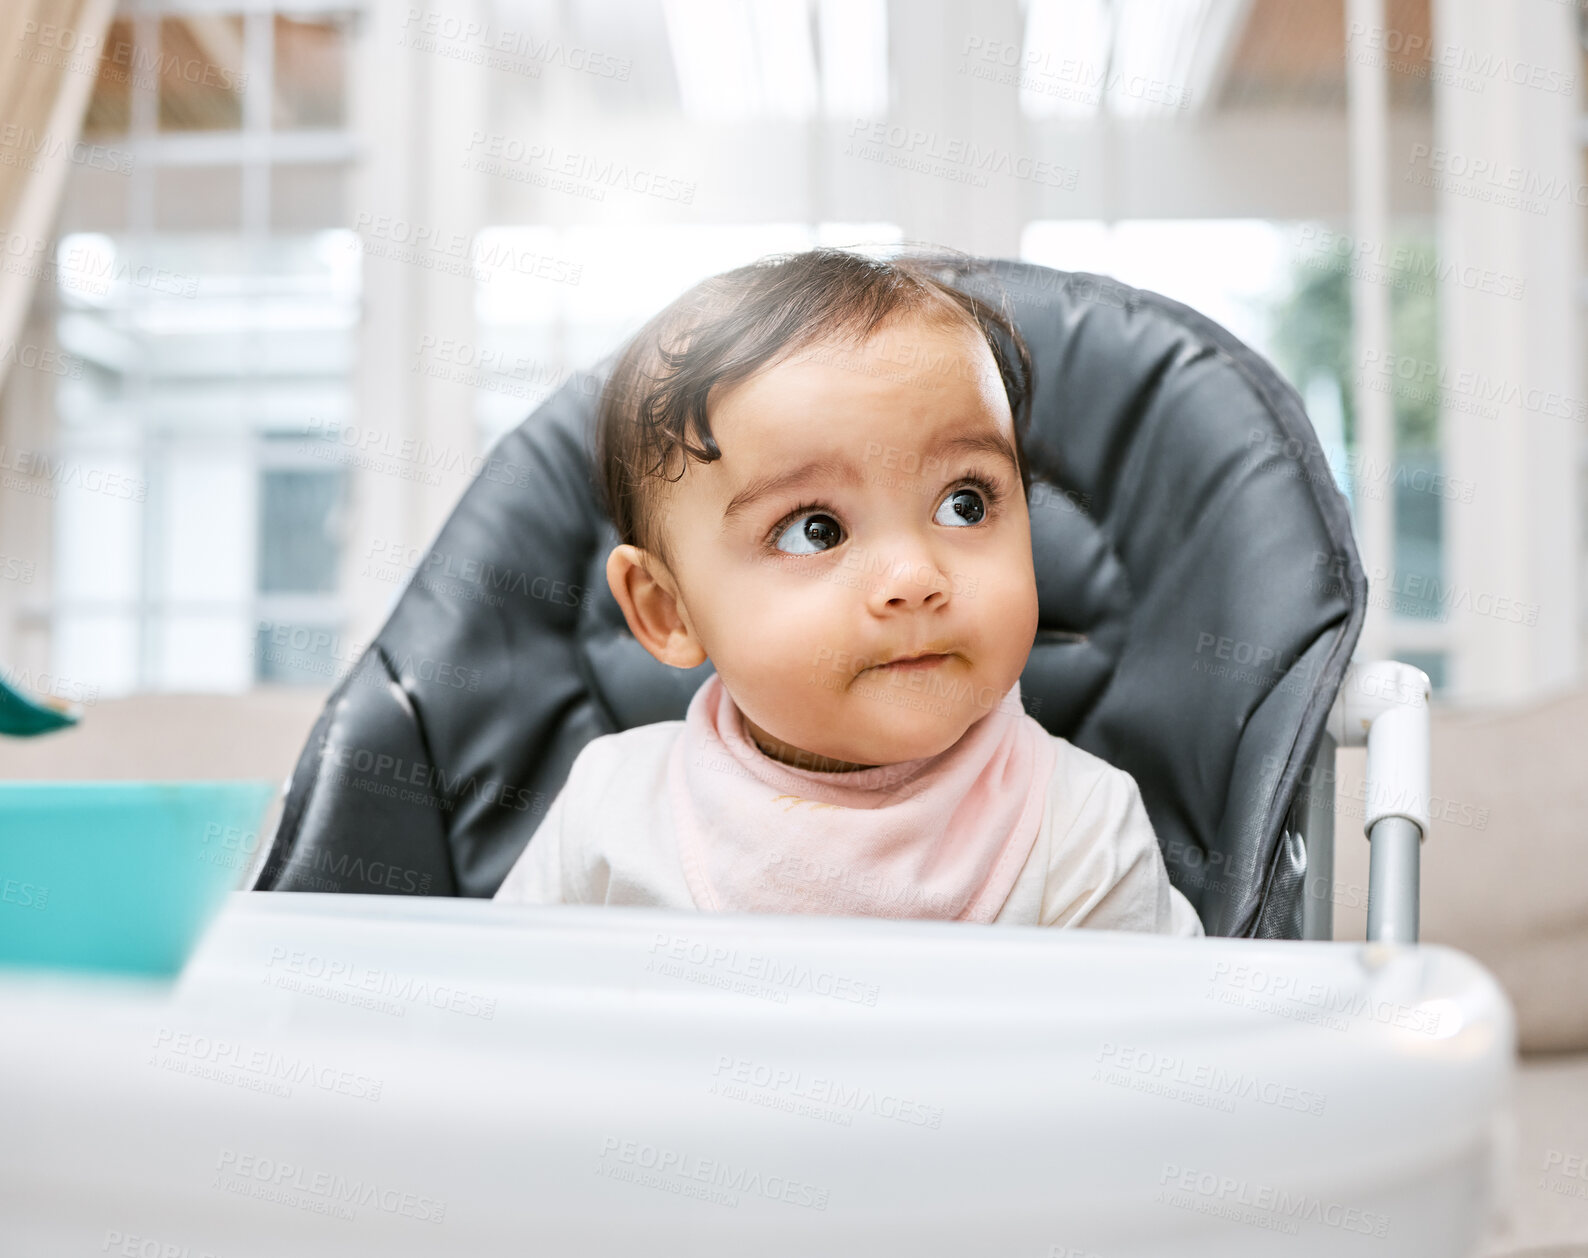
top-left (0, 780), bottom-right (277, 976)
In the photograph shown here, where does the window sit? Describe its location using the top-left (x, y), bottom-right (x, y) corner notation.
top-left (36, 6), bottom-right (361, 696)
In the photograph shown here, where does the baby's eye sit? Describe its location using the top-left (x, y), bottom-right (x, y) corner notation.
top-left (935, 486), bottom-right (987, 527)
top-left (773, 512), bottom-right (844, 555)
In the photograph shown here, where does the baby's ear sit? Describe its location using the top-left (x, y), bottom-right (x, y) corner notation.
top-left (605, 545), bottom-right (707, 670)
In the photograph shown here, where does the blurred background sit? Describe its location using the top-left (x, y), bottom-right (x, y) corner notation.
top-left (0, 1), bottom-right (1585, 1249)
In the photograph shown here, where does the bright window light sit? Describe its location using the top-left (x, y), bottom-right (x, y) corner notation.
top-left (55, 234), bottom-right (120, 307)
top-left (1021, 0), bottom-right (1234, 120)
top-left (664, 0), bottom-right (884, 120)
top-left (1020, 218), bottom-right (1288, 357)
top-left (1107, 0), bottom-right (1213, 119)
top-left (817, 0), bottom-right (888, 117)
top-left (749, 0), bottom-right (819, 120)
top-left (1020, 0), bottom-right (1111, 121)
top-left (663, 0), bottom-right (768, 120)
top-left (1021, 216), bottom-right (1358, 504)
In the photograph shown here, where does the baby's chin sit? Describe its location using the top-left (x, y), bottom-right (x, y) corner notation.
top-left (777, 710), bottom-right (973, 771)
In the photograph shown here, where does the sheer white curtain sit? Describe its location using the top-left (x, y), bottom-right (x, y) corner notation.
top-left (0, 0), bottom-right (115, 397)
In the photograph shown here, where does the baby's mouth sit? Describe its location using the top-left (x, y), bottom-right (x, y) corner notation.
top-left (863, 650), bottom-right (956, 675)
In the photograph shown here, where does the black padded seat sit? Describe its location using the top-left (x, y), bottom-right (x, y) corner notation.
top-left (256, 259), bottom-right (1365, 938)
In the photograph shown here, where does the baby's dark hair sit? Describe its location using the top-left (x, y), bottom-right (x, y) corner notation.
top-left (594, 246), bottom-right (1035, 571)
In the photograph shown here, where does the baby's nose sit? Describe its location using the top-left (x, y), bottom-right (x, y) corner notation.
top-left (864, 543), bottom-right (954, 609)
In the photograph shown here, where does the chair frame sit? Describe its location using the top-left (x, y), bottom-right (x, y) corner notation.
top-left (1297, 659), bottom-right (1432, 943)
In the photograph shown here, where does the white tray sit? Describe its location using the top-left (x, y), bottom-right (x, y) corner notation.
top-left (0, 892), bottom-right (1515, 1257)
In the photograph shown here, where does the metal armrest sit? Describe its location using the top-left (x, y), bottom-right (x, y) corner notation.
top-left (1326, 659), bottom-right (1433, 944)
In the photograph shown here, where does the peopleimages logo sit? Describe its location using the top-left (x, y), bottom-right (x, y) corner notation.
top-left (151, 1029), bottom-right (383, 1102)
top-left (845, 118), bottom-right (1080, 190)
top-left (213, 1149), bottom-right (446, 1223)
top-left (0, 444), bottom-right (145, 500)
top-left (1158, 1163), bottom-right (1391, 1237)
top-left (315, 735), bottom-right (541, 816)
top-left (0, 123), bottom-right (134, 175)
top-left (710, 1055), bottom-right (945, 1129)
top-left (397, 7), bottom-right (631, 80)
top-left (1347, 21), bottom-right (1575, 96)
top-left (1094, 1042), bottom-right (1328, 1117)
top-left (1359, 347), bottom-right (1588, 425)
top-left (646, 932), bottom-right (881, 1006)
top-left (1294, 224), bottom-right (1526, 300)
top-left (595, 1136), bottom-right (830, 1211)
top-left (264, 945), bottom-right (498, 1020)
top-left (1207, 961), bottom-right (1443, 1036)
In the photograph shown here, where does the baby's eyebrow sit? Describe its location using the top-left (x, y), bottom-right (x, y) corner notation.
top-left (719, 430), bottom-right (1019, 529)
top-left (720, 455), bottom-right (859, 528)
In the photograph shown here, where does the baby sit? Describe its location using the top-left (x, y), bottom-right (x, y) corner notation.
top-left (495, 246), bottom-right (1202, 936)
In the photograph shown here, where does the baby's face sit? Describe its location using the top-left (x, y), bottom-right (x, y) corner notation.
top-left (628, 310), bottom-right (1039, 770)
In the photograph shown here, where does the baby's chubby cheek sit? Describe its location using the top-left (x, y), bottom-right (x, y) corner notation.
top-left (994, 551), bottom-right (1042, 672)
top-left (705, 578), bottom-right (858, 718)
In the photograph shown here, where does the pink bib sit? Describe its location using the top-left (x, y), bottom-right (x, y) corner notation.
top-left (667, 673), bottom-right (1057, 923)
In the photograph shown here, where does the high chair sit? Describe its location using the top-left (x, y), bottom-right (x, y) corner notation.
top-left (1, 260), bottom-right (1508, 1258)
top-left (254, 258), bottom-right (1433, 948)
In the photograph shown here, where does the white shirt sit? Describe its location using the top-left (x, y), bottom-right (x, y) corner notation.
top-left (496, 720), bottom-right (1205, 936)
